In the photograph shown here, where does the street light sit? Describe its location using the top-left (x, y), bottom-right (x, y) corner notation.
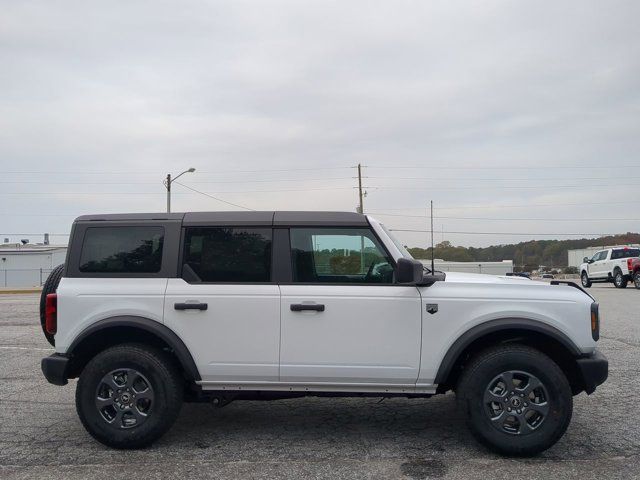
top-left (164, 168), bottom-right (195, 212)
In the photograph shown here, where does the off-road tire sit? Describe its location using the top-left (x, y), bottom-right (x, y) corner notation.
top-left (634, 271), bottom-right (640, 290)
top-left (456, 344), bottom-right (572, 456)
top-left (76, 344), bottom-right (183, 449)
top-left (613, 269), bottom-right (627, 288)
top-left (39, 264), bottom-right (64, 346)
top-left (581, 271), bottom-right (591, 288)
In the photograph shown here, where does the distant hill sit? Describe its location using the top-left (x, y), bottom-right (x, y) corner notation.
top-left (407, 233), bottom-right (640, 268)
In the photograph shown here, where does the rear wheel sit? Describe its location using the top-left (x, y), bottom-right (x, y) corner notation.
top-left (634, 271), bottom-right (640, 290)
top-left (456, 344), bottom-right (572, 456)
top-left (581, 271), bottom-right (591, 288)
top-left (613, 269), bottom-right (627, 288)
top-left (76, 344), bottom-right (183, 449)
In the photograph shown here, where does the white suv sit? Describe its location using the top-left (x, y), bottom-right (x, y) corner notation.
top-left (580, 247), bottom-right (640, 289)
top-left (40, 211), bottom-right (607, 455)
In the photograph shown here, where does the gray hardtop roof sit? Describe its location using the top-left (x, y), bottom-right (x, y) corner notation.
top-left (74, 211), bottom-right (369, 227)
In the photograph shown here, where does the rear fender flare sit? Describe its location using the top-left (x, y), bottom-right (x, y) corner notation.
top-left (67, 315), bottom-right (200, 381)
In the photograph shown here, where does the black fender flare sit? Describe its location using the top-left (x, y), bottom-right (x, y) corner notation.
top-left (67, 315), bottom-right (201, 381)
top-left (433, 318), bottom-right (582, 385)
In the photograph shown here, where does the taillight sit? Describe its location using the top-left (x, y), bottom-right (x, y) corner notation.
top-left (590, 302), bottom-right (600, 341)
top-left (628, 258), bottom-right (634, 273)
top-left (45, 293), bottom-right (57, 335)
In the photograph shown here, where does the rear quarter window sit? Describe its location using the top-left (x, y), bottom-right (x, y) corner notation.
top-left (79, 226), bottom-right (164, 273)
top-left (612, 249), bottom-right (640, 259)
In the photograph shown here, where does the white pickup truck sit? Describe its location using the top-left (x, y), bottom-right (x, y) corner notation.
top-left (39, 211), bottom-right (607, 455)
top-left (580, 247), bottom-right (640, 288)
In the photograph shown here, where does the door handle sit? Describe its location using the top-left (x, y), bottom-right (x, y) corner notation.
top-left (174, 302), bottom-right (208, 311)
top-left (290, 303), bottom-right (325, 312)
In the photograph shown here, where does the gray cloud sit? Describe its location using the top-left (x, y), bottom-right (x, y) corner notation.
top-left (1, 0), bottom-right (638, 247)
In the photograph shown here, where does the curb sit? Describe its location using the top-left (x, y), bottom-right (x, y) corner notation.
top-left (0, 288), bottom-right (42, 294)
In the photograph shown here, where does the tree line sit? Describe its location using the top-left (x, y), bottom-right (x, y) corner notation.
top-left (407, 232), bottom-right (640, 269)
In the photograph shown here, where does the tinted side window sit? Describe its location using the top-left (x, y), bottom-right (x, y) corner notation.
top-left (611, 250), bottom-right (620, 260)
top-left (290, 228), bottom-right (393, 284)
top-left (79, 226), bottom-right (164, 273)
top-left (622, 249), bottom-right (640, 258)
top-left (183, 227), bottom-right (272, 282)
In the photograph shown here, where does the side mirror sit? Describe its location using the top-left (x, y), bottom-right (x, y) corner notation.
top-left (583, 257), bottom-right (589, 263)
top-left (396, 258), bottom-right (424, 284)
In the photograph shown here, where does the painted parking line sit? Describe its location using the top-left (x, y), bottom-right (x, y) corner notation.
top-left (0, 345), bottom-right (55, 351)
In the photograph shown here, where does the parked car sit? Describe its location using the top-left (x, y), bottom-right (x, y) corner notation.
top-left (630, 258), bottom-right (640, 289)
top-left (541, 273), bottom-right (554, 279)
top-left (580, 247), bottom-right (640, 288)
top-left (507, 272), bottom-right (531, 279)
top-left (40, 211), bottom-right (607, 456)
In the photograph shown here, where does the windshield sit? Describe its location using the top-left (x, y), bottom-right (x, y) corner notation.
top-left (381, 224), bottom-right (414, 259)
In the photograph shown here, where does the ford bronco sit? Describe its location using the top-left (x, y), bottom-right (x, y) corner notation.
top-left (40, 211), bottom-right (608, 455)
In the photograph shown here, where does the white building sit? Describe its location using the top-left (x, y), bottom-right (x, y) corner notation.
top-left (0, 243), bottom-right (67, 288)
top-left (419, 259), bottom-right (513, 275)
top-left (567, 244), bottom-right (640, 268)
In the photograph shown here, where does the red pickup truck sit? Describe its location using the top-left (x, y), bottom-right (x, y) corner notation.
top-left (631, 258), bottom-right (640, 289)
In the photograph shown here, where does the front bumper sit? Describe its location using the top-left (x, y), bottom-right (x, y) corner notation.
top-left (576, 349), bottom-right (608, 394)
top-left (41, 353), bottom-right (70, 386)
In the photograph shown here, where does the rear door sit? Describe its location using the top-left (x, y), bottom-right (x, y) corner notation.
top-left (279, 227), bottom-right (422, 385)
top-left (608, 249), bottom-right (622, 275)
top-left (164, 226), bottom-right (280, 383)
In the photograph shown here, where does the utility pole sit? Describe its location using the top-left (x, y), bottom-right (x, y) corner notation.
top-left (166, 173), bottom-right (171, 213)
top-left (357, 163), bottom-right (364, 214)
top-left (164, 168), bottom-right (196, 213)
top-left (356, 163), bottom-right (365, 272)
top-left (430, 201), bottom-right (435, 274)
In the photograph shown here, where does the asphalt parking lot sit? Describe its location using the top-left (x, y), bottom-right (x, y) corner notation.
top-left (0, 285), bottom-right (638, 479)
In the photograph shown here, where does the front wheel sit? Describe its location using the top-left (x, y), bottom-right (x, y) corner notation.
top-left (634, 271), bottom-right (640, 290)
top-left (581, 271), bottom-right (592, 288)
top-left (613, 270), bottom-right (627, 288)
top-left (76, 344), bottom-right (183, 449)
top-left (456, 344), bottom-right (572, 456)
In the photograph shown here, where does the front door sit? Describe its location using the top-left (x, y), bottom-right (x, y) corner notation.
top-left (164, 226), bottom-right (280, 383)
top-left (589, 250), bottom-right (607, 279)
top-left (279, 227), bottom-right (422, 385)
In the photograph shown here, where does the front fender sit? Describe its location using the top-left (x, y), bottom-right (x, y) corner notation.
top-left (433, 318), bottom-right (582, 385)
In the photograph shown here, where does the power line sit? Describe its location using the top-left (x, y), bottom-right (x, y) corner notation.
top-left (0, 187), bottom-right (356, 195)
top-left (368, 164), bottom-right (640, 170)
top-left (368, 175), bottom-right (640, 181)
top-left (389, 229), bottom-right (620, 236)
top-left (0, 166), bottom-right (353, 175)
top-left (3, 163), bottom-right (638, 175)
top-left (172, 182), bottom-right (254, 211)
top-left (4, 227), bottom-right (634, 238)
top-left (3, 230), bottom-right (625, 238)
top-left (372, 183), bottom-right (638, 190)
top-left (0, 177), bottom-right (354, 185)
top-left (0, 177), bottom-right (352, 185)
top-left (0, 233), bottom-right (69, 236)
top-left (369, 212), bottom-right (640, 221)
top-left (371, 201), bottom-right (631, 210)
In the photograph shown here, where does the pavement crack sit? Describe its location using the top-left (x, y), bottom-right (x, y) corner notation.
top-left (600, 335), bottom-right (640, 348)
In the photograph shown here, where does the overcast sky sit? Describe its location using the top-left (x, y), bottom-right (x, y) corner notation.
top-left (1, 0), bottom-right (638, 248)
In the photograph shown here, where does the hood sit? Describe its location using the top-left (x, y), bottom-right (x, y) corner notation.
top-left (442, 271), bottom-right (545, 285)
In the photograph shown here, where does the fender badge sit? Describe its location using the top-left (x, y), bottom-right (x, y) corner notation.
top-left (426, 304), bottom-right (438, 314)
